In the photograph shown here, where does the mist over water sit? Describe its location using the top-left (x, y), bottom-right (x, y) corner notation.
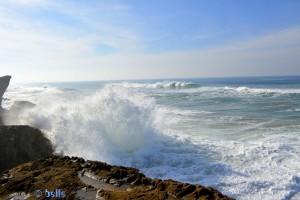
top-left (3, 77), bottom-right (300, 200)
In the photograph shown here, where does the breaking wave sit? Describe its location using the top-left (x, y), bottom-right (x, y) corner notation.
top-left (180, 86), bottom-right (300, 97)
top-left (114, 81), bottom-right (197, 89)
top-left (234, 87), bottom-right (300, 95)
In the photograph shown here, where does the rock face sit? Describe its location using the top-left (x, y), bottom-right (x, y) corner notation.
top-left (0, 125), bottom-right (54, 172)
top-left (0, 75), bottom-right (11, 110)
top-left (0, 75), bottom-right (11, 125)
top-left (0, 156), bottom-right (234, 200)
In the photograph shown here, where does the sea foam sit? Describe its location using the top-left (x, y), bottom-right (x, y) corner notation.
top-left (114, 81), bottom-right (196, 89)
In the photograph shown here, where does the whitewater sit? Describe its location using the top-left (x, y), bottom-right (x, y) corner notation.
top-left (2, 76), bottom-right (300, 200)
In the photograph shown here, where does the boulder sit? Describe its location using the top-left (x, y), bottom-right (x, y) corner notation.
top-left (0, 125), bottom-right (54, 172)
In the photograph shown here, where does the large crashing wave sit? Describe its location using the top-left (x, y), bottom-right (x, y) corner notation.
top-left (6, 85), bottom-right (163, 162)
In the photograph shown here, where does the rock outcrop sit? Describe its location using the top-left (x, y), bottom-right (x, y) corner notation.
top-left (0, 156), bottom-right (234, 200)
top-left (0, 75), bottom-right (11, 110)
top-left (0, 125), bottom-right (54, 172)
top-left (0, 75), bottom-right (36, 125)
top-left (0, 75), bottom-right (11, 125)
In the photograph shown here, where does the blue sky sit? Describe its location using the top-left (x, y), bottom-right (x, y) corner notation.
top-left (0, 0), bottom-right (300, 82)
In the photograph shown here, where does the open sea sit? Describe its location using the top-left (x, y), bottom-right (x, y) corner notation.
top-left (3, 76), bottom-right (300, 200)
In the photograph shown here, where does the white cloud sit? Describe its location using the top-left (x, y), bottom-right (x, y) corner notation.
top-left (0, 1), bottom-right (299, 82)
top-left (2, 25), bottom-right (300, 82)
top-left (222, 27), bottom-right (300, 51)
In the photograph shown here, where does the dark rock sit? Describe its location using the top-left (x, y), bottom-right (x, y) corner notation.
top-left (176, 184), bottom-right (196, 198)
top-left (0, 125), bottom-right (54, 172)
top-left (131, 177), bottom-right (142, 185)
top-left (78, 158), bottom-right (85, 164)
top-left (0, 75), bottom-right (11, 125)
top-left (141, 177), bottom-right (152, 185)
top-left (0, 76), bottom-right (11, 109)
top-left (0, 178), bottom-right (9, 184)
top-left (157, 182), bottom-right (166, 191)
top-left (126, 174), bottom-right (138, 183)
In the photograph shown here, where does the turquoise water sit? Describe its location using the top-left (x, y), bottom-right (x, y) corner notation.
top-left (3, 76), bottom-right (300, 200)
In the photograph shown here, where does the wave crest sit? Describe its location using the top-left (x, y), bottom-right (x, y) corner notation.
top-left (234, 87), bottom-right (300, 95)
top-left (115, 81), bottom-right (197, 89)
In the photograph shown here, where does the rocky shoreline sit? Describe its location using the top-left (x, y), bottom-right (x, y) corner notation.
top-left (0, 124), bottom-right (235, 199)
top-left (0, 155), bottom-right (234, 200)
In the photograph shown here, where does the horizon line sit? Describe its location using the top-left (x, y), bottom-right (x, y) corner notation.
top-left (8, 74), bottom-right (300, 84)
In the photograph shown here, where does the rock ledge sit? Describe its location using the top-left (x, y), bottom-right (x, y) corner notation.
top-left (0, 156), bottom-right (234, 200)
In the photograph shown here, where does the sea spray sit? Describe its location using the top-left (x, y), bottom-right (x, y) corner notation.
top-left (7, 85), bottom-right (164, 161)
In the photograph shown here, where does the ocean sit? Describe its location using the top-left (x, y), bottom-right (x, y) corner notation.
top-left (3, 76), bottom-right (300, 200)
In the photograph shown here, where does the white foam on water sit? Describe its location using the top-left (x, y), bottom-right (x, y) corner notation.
top-left (3, 84), bottom-right (63, 109)
top-left (234, 87), bottom-right (300, 96)
top-left (179, 131), bottom-right (300, 200)
top-left (113, 81), bottom-right (196, 89)
top-left (179, 86), bottom-right (300, 97)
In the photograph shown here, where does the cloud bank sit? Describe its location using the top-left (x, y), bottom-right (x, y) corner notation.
top-left (0, 1), bottom-right (299, 82)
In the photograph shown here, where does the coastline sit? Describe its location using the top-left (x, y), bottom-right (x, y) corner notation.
top-left (0, 75), bottom-right (234, 199)
top-left (2, 76), bottom-right (299, 199)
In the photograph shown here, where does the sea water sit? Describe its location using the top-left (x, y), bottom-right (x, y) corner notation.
top-left (3, 76), bottom-right (300, 200)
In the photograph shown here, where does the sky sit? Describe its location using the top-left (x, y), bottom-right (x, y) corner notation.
top-left (0, 0), bottom-right (300, 83)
